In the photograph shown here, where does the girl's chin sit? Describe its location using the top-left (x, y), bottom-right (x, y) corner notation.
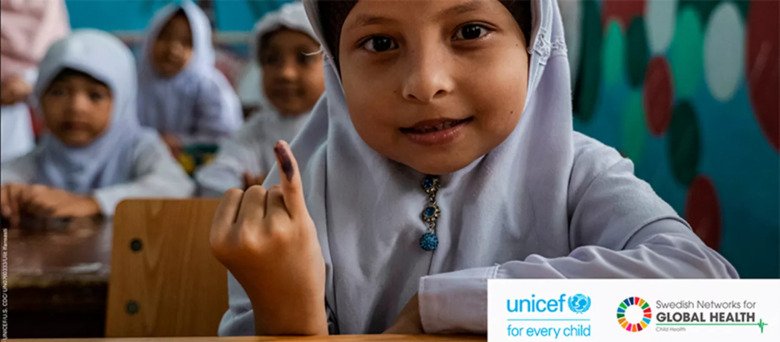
top-left (397, 156), bottom-right (481, 176)
top-left (57, 134), bottom-right (96, 148)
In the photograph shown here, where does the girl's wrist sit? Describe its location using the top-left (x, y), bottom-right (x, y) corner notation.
top-left (250, 298), bottom-right (328, 335)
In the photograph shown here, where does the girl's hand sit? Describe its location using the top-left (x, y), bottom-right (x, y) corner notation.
top-left (242, 172), bottom-right (266, 189)
top-left (161, 132), bottom-right (183, 156)
top-left (1, 183), bottom-right (29, 228)
top-left (24, 185), bottom-right (100, 218)
top-left (384, 294), bottom-right (424, 334)
top-left (1, 75), bottom-right (32, 105)
top-left (210, 140), bottom-right (327, 335)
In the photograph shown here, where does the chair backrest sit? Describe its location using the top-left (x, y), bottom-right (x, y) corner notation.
top-left (106, 198), bottom-right (226, 337)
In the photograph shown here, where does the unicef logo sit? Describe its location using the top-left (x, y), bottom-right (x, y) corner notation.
top-left (568, 294), bottom-right (591, 313)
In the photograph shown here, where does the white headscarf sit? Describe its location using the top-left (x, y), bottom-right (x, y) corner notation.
top-left (221, 0), bottom-right (732, 334)
top-left (136, 1), bottom-right (241, 138)
top-left (33, 29), bottom-right (142, 193)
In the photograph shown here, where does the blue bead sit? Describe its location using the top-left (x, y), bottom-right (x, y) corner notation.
top-left (419, 232), bottom-right (439, 251)
top-left (423, 206), bottom-right (436, 217)
top-left (422, 176), bottom-right (437, 190)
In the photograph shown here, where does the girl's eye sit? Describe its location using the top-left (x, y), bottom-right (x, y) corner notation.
top-left (361, 36), bottom-right (397, 53)
top-left (89, 91), bottom-right (107, 102)
top-left (454, 24), bottom-right (489, 40)
top-left (261, 53), bottom-right (281, 66)
top-left (297, 51), bottom-right (318, 65)
top-left (47, 87), bottom-right (67, 97)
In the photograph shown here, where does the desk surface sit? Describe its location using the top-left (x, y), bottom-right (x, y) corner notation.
top-left (6, 216), bottom-right (111, 338)
top-left (8, 215), bottom-right (111, 288)
top-left (13, 335), bottom-right (486, 341)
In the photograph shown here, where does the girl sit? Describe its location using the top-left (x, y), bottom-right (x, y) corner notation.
top-left (0, 30), bottom-right (194, 227)
top-left (211, 0), bottom-right (737, 336)
top-left (195, 2), bottom-right (324, 196)
top-left (137, 1), bottom-right (242, 156)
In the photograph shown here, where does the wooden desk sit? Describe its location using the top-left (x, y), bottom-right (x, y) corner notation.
top-left (11, 334), bottom-right (486, 341)
top-left (6, 216), bottom-right (111, 338)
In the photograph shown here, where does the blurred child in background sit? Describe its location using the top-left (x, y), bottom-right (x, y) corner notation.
top-left (1, 30), bottom-right (194, 227)
top-left (137, 1), bottom-right (242, 157)
top-left (196, 2), bottom-right (323, 196)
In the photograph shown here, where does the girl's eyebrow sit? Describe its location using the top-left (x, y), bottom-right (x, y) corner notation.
top-left (439, 0), bottom-right (484, 18)
top-left (344, 14), bottom-right (397, 31)
top-left (344, 0), bottom-right (484, 31)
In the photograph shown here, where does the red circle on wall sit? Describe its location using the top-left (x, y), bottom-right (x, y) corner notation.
top-left (643, 57), bottom-right (674, 136)
top-left (602, 0), bottom-right (646, 29)
top-left (685, 175), bottom-right (722, 250)
top-left (746, 0), bottom-right (779, 151)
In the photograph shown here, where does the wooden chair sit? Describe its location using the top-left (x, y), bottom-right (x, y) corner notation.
top-left (106, 198), bottom-right (227, 337)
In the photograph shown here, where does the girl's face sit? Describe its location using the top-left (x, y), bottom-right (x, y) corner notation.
top-left (41, 73), bottom-right (113, 147)
top-left (339, 0), bottom-right (529, 175)
top-left (151, 13), bottom-right (193, 78)
top-left (260, 29), bottom-right (325, 116)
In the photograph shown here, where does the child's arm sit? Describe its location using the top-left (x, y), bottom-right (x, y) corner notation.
top-left (210, 141), bottom-right (328, 335)
top-left (1, 150), bottom-right (37, 226)
top-left (92, 131), bottom-right (195, 216)
top-left (19, 184), bottom-right (100, 217)
top-left (0, 75), bottom-right (33, 105)
top-left (411, 137), bottom-right (737, 334)
top-left (1, 183), bottom-right (28, 227)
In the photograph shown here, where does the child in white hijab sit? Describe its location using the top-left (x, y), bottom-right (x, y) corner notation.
top-left (195, 2), bottom-right (323, 196)
top-left (137, 1), bottom-right (242, 156)
top-left (211, 0), bottom-right (737, 336)
top-left (0, 30), bottom-right (194, 226)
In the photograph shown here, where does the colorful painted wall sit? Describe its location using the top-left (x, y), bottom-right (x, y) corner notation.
top-left (561, 0), bottom-right (779, 277)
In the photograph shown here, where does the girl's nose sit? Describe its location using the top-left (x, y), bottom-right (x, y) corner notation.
top-left (66, 92), bottom-right (91, 114)
top-left (401, 45), bottom-right (454, 103)
top-left (278, 57), bottom-right (300, 80)
top-left (167, 40), bottom-right (185, 57)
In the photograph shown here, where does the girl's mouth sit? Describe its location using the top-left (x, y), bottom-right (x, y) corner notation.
top-left (399, 117), bottom-right (473, 145)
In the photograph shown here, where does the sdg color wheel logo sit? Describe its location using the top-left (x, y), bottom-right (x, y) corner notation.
top-left (616, 297), bottom-right (652, 332)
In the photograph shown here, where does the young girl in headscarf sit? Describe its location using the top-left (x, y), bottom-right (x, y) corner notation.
top-left (195, 2), bottom-right (324, 196)
top-left (137, 1), bottom-right (242, 156)
top-left (0, 30), bottom-right (194, 227)
top-left (211, 0), bottom-right (738, 335)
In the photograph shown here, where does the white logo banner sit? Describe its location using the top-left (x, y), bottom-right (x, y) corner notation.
top-left (488, 279), bottom-right (780, 341)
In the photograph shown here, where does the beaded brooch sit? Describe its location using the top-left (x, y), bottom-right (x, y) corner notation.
top-left (419, 175), bottom-right (441, 251)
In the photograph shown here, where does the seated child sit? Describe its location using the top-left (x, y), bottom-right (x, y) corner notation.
top-left (137, 1), bottom-right (242, 156)
top-left (195, 2), bottom-right (324, 196)
top-left (211, 0), bottom-right (738, 336)
top-left (1, 30), bottom-right (194, 227)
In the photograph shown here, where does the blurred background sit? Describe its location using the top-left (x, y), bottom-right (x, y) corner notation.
top-left (63, 0), bottom-right (779, 278)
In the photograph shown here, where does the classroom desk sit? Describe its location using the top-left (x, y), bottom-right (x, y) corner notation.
top-left (5, 216), bottom-right (111, 338)
top-left (12, 335), bottom-right (486, 341)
